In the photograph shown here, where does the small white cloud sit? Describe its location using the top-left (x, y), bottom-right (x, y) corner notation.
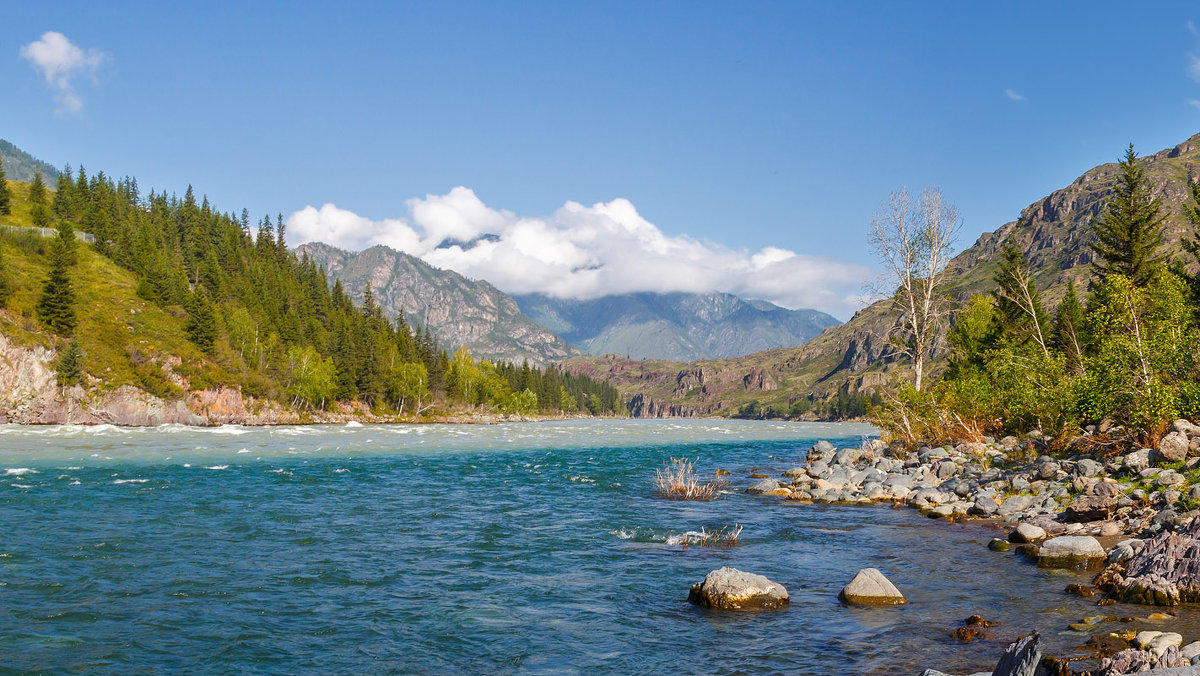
top-left (19, 31), bottom-right (105, 115)
top-left (1004, 88), bottom-right (1025, 102)
top-left (287, 190), bottom-right (872, 319)
top-left (1188, 19), bottom-right (1198, 37)
top-left (1188, 99), bottom-right (1200, 112)
top-left (1189, 54), bottom-right (1200, 83)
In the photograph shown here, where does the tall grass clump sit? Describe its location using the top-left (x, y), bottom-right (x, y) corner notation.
top-left (654, 457), bottom-right (722, 500)
top-left (679, 524), bottom-right (744, 549)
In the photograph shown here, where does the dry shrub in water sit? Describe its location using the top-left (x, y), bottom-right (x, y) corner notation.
top-left (680, 524), bottom-right (743, 549)
top-left (655, 457), bottom-right (720, 500)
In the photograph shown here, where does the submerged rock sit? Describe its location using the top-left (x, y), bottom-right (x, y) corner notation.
top-left (1036, 535), bottom-right (1105, 569)
top-left (838, 567), bottom-right (906, 606)
top-left (687, 567), bottom-right (789, 610)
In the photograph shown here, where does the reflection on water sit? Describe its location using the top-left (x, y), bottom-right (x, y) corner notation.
top-left (0, 419), bottom-right (1195, 674)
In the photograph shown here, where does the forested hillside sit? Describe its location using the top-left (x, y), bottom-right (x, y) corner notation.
top-left (0, 150), bottom-right (621, 421)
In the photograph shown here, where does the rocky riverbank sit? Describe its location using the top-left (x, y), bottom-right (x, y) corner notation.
top-left (747, 422), bottom-right (1200, 675)
top-left (0, 331), bottom-right (591, 426)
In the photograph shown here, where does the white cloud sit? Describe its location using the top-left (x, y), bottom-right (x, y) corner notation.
top-left (1189, 99), bottom-right (1200, 112)
top-left (1004, 88), bottom-right (1025, 102)
top-left (1189, 54), bottom-right (1200, 83)
top-left (1188, 20), bottom-right (1198, 37)
top-left (287, 188), bottom-right (872, 319)
top-left (19, 31), bottom-right (105, 114)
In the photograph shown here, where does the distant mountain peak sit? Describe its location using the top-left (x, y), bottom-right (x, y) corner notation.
top-left (297, 242), bottom-right (578, 366)
top-left (514, 291), bottom-right (839, 361)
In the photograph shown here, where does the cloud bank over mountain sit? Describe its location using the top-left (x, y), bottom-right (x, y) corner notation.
top-left (287, 187), bottom-right (871, 319)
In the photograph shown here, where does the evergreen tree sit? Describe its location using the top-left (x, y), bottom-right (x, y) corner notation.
top-left (1170, 178), bottom-right (1200, 319)
top-left (28, 170), bottom-right (47, 207)
top-left (56, 337), bottom-right (84, 386)
top-left (992, 243), bottom-right (1050, 356)
top-left (35, 222), bottom-right (77, 334)
top-left (1051, 280), bottom-right (1086, 374)
top-left (53, 165), bottom-right (76, 221)
top-left (0, 246), bottom-right (11, 308)
top-left (0, 156), bottom-right (10, 216)
top-left (184, 286), bottom-right (218, 353)
top-left (1090, 144), bottom-right (1167, 287)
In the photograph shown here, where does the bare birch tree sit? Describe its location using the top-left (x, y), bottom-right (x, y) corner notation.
top-left (869, 187), bottom-right (960, 391)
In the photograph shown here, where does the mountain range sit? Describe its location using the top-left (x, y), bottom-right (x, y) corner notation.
top-left (513, 291), bottom-right (839, 361)
top-left (297, 242), bottom-right (578, 366)
top-left (0, 140), bottom-right (59, 183)
top-left (562, 131), bottom-right (1200, 417)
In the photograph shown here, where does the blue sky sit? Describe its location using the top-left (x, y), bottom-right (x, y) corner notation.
top-left (5, 2), bottom-right (1200, 318)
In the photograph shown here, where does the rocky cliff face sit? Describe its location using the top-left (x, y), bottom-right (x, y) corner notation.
top-left (0, 331), bottom-right (300, 426)
top-left (298, 242), bottom-right (578, 366)
top-left (514, 291), bottom-right (840, 360)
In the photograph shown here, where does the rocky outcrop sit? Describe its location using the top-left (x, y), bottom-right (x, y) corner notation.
top-left (1109, 517), bottom-right (1200, 605)
top-left (742, 367), bottom-right (778, 391)
top-left (838, 567), bottom-right (906, 606)
top-left (687, 567), bottom-right (789, 610)
top-left (626, 393), bottom-right (704, 418)
top-left (299, 242), bottom-right (577, 366)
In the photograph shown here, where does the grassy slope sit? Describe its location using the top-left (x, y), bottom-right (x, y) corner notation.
top-left (1, 181), bottom-right (229, 399)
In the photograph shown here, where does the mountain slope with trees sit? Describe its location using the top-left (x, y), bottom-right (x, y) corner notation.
top-left (565, 131), bottom-right (1200, 420)
top-left (513, 291), bottom-right (839, 361)
top-left (297, 242), bottom-right (578, 367)
top-left (0, 142), bottom-right (620, 424)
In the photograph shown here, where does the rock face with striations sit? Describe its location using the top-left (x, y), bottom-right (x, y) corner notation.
top-left (298, 242), bottom-right (578, 366)
top-left (687, 567), bottom-right (789, 610)
top-left (1107, 516), bottom-right (1200, 605)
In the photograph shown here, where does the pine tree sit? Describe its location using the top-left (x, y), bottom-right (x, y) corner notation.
top-left (1051, 280), bottom-right (1086, 374)
top-left (1090, 144), bottom-right (1167, 287)
top-left (35, 221), bottom-right (77, 334)
top-left (184, 286), bottom-right (218, 353)
top-left (53, 165), bottom-right (76, 220)
top-left (1171, 178), bottom-right (1200, 319)
top-left (992, 243), bottom-right (1050, 356)
top-left (0, 246), bottom-right (11, 308)
top-left (56, 337), bottom-right (84, 386)
top-left (28, 170), bottom-right (47, 207)
top-left (0, 156), bottom-right (11, 216)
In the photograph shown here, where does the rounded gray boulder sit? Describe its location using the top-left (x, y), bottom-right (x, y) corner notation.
top-left (688, 567), bottom-right (789, 610)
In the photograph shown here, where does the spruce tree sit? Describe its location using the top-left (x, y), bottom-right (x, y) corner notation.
top-left (184, 286), bottom-right (218, 353)
top-left (0, 246), bottom-right (11, 308)
top-left (1090, 144), bottom-right (1167, 287)
top-left (992, 243), bottom-right (1050, 356)
top-left (56, 337), bottom-right (84, 386)
top-left (0, 156), bottom-right (10, 216)
top-left (35, 222), bottom-right (77, 334)
top-left (1171, 178), bottom-right (1200, 319)
top-left (28, 170), bottom-right (47, 207)
top-left (1051, 280), bottom-right (1086, 374)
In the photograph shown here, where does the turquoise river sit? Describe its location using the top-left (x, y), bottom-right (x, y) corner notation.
top-left (0, 419), bottom-right (1186, 674)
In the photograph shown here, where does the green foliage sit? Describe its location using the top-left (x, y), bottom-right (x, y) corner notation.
top-left (0, 247), bottom-right (11, 308)
top-left (55, 337), bottom-right (84, 386)
top-left (35, 221), bottom-right (77, 334)
top-left (27, 170), bottom-right (47, 207)
top-left (878, 145), bottom-right (1200, 446)
top-left (0, 156), bottom-right (10, 216)
top-left (286, 345), bottom-right (336, 409)
top-left (1090, 144), bottom-right (1167, 287)
top-left (386, 362), bottom-right (430, 414)
top-left (184, 286), bottom-right (218, 353)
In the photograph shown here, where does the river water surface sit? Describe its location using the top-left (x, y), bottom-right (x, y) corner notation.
top-left (0, 419), bottom-right (1193, 674)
